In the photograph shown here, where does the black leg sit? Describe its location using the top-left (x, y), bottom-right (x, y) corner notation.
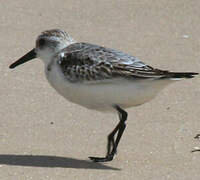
top-left (89, 105), bottom-right (128, 162)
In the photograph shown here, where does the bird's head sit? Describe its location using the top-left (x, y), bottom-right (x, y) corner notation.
top-left (9, 29), bottom-right (75, 68)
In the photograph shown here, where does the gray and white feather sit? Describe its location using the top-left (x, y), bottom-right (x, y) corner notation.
top-left (10, 29), bottom-right (198, 111)
top-left (32, 29), bottom-right (197, 111)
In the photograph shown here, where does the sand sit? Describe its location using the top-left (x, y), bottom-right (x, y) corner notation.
top-left (0, 0), bottom-right (200, 179)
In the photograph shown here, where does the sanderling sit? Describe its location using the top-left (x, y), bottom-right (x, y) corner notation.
top-left (9, 29), bottom-right (198, 162)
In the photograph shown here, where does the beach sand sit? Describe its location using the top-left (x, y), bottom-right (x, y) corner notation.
top-left (0, 0), bottom-right (200, 179)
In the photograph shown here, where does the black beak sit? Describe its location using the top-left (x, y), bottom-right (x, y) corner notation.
top-left (9, 48), bottom-right (36, 69)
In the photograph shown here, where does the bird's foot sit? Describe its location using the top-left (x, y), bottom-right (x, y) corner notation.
top-left (89, 154), bottom-right (114, 162)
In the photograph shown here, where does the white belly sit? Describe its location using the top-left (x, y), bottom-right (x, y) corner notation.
top-left (45, 62), bottom-right (172, 112)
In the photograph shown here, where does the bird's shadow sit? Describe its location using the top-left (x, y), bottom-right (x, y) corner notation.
top-left (0, 154), bottom-right (120, 170)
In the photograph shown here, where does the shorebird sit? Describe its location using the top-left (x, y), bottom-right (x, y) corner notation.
top-left (9, 29), bottom-right (198, 162)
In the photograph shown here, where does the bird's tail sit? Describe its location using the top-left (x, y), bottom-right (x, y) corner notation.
top-left (166, 72), bottom-right (198, 80)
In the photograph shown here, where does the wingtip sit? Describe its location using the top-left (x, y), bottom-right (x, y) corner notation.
top-left (169, 72), bottom-right (199, 79)
top-left (189, 72), bottom-right (199, 78)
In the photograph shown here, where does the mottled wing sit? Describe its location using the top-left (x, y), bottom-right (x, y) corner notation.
top-left (57, 42), bottom-right (168, 83)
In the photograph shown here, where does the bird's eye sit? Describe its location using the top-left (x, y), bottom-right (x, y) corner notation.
top-left (38, 39), bottom-right (46, 47)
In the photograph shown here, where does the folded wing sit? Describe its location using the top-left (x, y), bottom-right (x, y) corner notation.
top-left (57, 42), bottom-right (198, 83)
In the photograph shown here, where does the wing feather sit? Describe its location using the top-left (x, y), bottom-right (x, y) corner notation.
top-left (57, 42), bottom-right (170, 83)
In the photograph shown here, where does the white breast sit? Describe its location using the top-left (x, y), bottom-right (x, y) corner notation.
top-left (45, 60), bottom-right (173, 112)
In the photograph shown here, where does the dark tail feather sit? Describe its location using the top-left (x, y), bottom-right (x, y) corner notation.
top-left (166, 72), bottom-right (199, 79)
